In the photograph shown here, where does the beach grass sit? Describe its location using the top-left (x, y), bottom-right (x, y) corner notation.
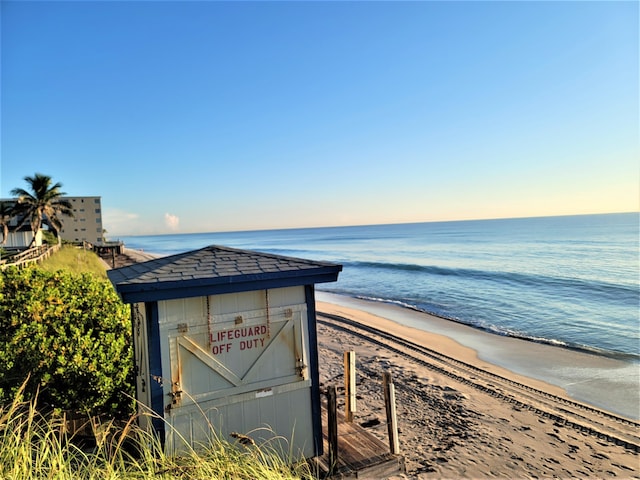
top-left (38, 245), bottom-right (108, 279)
top-left (0, 385), bottom-right (311, 480)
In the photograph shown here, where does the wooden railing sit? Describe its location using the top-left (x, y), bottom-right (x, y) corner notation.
top-left (0, 244), bottom-right (61, 269)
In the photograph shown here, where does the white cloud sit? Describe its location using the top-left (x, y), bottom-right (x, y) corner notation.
top-left (164, 212), bottom-right (180, 231)
top-left (102, 208), bottom-right (141, 236)
top-left (103, 209), bottom-right (182, 236)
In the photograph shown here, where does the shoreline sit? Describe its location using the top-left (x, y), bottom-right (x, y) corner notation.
top-left (359, 295), bottom-right (637, 363)
top-left (315, 298), bottom-right (568, 398)
top-left (316, 291), bottom-right (640, 421)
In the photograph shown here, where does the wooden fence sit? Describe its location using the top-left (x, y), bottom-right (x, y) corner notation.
top-left (0, 244), bottom-right (61, 270)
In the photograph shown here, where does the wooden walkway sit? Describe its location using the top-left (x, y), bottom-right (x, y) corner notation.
top-left (310, 405), bottom-right (405, 479)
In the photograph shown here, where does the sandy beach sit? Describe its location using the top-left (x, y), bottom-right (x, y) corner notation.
top-left (315, 300), bottom-right (639, 478)
top-left (110, 248), bottom-right (639, 478)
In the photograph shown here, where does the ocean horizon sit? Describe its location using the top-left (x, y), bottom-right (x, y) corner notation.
top-left (119, 212), bottom-right (639, 416)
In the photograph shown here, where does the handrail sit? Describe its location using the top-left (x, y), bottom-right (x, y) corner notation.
top-left (0, 244), bottom-right (61, 269)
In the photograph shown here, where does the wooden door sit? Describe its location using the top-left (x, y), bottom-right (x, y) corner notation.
top-left (159, 288), bottom-right (314, 457)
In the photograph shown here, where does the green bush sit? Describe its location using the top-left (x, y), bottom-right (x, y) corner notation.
top-left (0, 267), bottom-right (133, 417)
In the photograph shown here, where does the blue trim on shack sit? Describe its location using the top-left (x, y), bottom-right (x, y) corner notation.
top-left (305, 285), bottom-right (324, 456)
top-left (146, 302), bottom-right (165, 442)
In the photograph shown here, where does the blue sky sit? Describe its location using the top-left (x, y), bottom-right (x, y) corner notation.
top-left (1, 1), bottom-right (638, 236)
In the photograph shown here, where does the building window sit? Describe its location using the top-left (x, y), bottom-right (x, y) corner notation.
top-left (95, 209), bottom-right (101, 214)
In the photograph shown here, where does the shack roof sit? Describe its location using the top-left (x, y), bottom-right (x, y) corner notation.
top-left (108, 245), bottom-right (342, 303)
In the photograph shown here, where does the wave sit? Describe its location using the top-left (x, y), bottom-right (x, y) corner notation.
top-left (246, 247), bottom-right (316, 258)
top-left (343, 260), bottom-right (639, 300)
top-left (319, 288), bottom-right (640, 363)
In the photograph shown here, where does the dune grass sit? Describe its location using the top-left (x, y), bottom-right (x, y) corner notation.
top-left (0, 387), bottom-right (311, 480)
top-left (38, 245), bottom-right (108, 279)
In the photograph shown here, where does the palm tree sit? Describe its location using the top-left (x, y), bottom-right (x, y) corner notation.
top-left (10, 173), bottom-right (73, 247)
top-left (0, 201), bottom-right (13, 246)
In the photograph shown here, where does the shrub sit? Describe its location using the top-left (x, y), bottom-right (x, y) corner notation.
top-left (0, 266), bottom-right (133, 417)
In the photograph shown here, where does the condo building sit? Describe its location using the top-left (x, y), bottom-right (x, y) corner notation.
top-left (59, 196), bottom-right (104, 244)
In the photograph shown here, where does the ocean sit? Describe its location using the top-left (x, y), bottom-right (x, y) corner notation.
top-left (120, 213), bottom-right (639, 416)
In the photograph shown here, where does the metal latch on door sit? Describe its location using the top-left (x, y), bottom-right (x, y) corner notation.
top-left (168, 381), bottom-right (183, 409)
top-left (296, 358), bottom-right (308, 379)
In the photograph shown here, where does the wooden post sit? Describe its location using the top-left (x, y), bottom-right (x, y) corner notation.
top-left (327, 385), bottom-right (339, 470)
top-left (343, 351), bottom-right (356, 422)
top-left (383, 371), bottom-right (400, 454)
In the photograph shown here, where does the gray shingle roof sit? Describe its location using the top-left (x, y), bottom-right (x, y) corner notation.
top-left (108, 245), bottom-right (342, 303)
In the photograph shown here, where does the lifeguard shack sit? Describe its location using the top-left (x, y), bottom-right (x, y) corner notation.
top-left (108, 245), bottom-right (342, 458)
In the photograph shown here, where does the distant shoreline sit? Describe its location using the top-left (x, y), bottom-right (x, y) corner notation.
top-left (331, 291), bottom-right (640, 362)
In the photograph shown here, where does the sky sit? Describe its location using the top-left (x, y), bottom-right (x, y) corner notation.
top-left (1, 1), bottom-right (638, 236)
